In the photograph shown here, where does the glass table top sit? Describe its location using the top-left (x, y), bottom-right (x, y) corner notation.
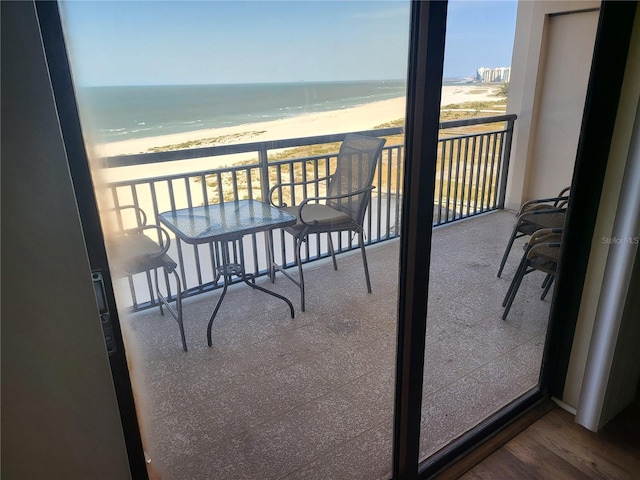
top-left (158, 200), bottom-right (297, 244)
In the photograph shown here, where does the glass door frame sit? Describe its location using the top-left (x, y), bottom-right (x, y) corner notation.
top-left (35, 0), bottom-right (638, 479)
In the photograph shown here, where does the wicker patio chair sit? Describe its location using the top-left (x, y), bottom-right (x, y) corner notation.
top-left (502, 228), bottom-right (563, 320)
top-left (107, 205), bottom-right (187, 351)
top-left (497, 186), bottom-right (570, 277)
top-left (268, 133), bottom-right (386, 311)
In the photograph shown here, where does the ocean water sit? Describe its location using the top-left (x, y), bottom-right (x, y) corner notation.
top-left (76, 80), bottom-right (408, 144)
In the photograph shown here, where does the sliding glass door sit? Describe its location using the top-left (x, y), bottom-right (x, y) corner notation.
top-left (38, 0), bottom-right (633, 478)
top-left (55, 1), bottom-right (410, 478)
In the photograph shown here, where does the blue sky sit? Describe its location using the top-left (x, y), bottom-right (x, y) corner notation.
top-left (60, 0), bottom-right (517, 86)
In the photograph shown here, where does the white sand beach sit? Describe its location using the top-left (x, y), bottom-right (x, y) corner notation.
top-left (89, 83), bottom-right (504, 187)
top-left (93, 85), bottom-right (503, 159)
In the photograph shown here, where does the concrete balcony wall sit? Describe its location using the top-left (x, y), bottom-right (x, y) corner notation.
top-left (505, 0), bottom-right (600, 209)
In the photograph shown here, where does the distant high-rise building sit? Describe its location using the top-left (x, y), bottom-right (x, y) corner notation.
top-left (476, 66), bottom-right (511, 83)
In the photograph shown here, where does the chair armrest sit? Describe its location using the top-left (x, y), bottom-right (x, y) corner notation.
top-left (518, 196), bottom-right (569, 215)
top-left (517, 207), bottom-right (566, 223)
top-left (269, 175), bottom-right (333, 207)
top-left (527, 240), bottom-right (562, 260)
top-left (109, 204), bottom-right (148, 227)
top-left (529, 228), bottom-right (563, 245)
top-left (525, 204), bottom-right (565, 213)
top-left (296, 186), bottom-right (375, 226)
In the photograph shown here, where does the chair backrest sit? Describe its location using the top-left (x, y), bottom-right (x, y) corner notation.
top-left (326, 133), bottom-right (386, 224)
top-left (555, 186), bottom-right (571, 208)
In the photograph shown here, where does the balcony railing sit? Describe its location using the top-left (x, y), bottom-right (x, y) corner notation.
top-left (99, 114), bottom-right (515, 311)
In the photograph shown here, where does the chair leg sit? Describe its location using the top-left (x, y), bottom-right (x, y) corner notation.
top-left (502, 269), bottom-right (526, 320)
top-left (327, 233), bottom-right (338, 271)
top-left (295, 236), bottom-right (306, 312)
top-left (502, 259), bottom-right (527, 321)
top-left (170, 269), bottom-right (186, 352)
top-left (359, 230), bottom-right (372, 293)
top-left (497, 226), bottom-right (520, 278)
top-left (155, 267), bottom-right (187, 351)
top-left (153, 268), bottom-right (164, 316)
top-left (541, 275), bottom-right (554, 300)
top-left (541, 273), bottom-right (552, 289)
top-left (502, 251), bottom-right (526, 307)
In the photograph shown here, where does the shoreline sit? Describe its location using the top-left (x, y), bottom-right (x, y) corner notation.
top-left (92, 85), bottom-right (504, 159)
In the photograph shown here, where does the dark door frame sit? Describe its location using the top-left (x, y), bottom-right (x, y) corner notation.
top-left (393, 2), bottom-right (447, 478)
top-left (35, 2), bottom-right (149, 479)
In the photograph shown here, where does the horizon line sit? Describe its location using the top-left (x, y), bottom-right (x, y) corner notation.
top-left (77, 77), bottom-right (480, 88)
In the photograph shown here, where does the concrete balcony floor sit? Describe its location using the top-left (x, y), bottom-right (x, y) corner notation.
top-left (122, 210), bottom-right (551, 479)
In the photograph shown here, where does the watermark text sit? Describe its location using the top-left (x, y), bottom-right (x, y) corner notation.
top-left (602, 236), bottom-right (639, 245)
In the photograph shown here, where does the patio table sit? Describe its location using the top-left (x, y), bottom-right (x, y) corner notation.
top-left (158, 200), bottom-right (297, 346)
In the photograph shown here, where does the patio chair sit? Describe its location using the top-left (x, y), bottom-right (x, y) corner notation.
top-left (268, 133), bottom-right (386, 311)
top-left (107, 205), bottom-right (187, 351)
top-left (502, 228), bottom-right (563, 320)
top-left (497, 186), bottom-right (570, 277)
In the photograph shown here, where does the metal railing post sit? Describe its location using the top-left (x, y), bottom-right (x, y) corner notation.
top-left (258, 146), bottom-right (274, 274)
top-left (497, 115), bottom-right (516, 209)
top-left (258, 146), bottom-right (270, 202)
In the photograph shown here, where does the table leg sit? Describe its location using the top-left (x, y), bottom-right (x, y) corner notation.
top-left (206, 239), bottom-right (295, 347)
top-left (266, 229), bottom-right (275, 283)
top-left (240, 269), bottom-right (295, 319)
top-left (206, 279), bottom-right (230, 347)
top-left (206, 243), bottom-right (233, 347)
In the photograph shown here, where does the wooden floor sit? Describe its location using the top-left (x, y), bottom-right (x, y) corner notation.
top-left (456, 393), bottom-right (640, 479)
